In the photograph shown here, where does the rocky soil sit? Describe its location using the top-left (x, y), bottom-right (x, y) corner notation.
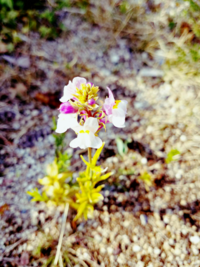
top-left (1, 1), bottom-right (200, 266)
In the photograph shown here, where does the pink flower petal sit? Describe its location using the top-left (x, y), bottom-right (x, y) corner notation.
top-left (60, 102), bottom-right (77, 114)
top-left (103, 87), bottom-right (115, 115)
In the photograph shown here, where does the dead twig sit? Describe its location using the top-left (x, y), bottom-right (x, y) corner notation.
top-left (54, 203), bottom-right (69, 266)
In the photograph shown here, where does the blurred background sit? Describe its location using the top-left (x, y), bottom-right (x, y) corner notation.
top-left (1, 0), bottom-right (200, 266)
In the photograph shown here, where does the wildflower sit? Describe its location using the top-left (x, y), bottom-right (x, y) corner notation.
top-left (70, 117), bottom-right (102, 149)
top-left (60, 77), bottom-right (87, 102)
top-left (55, 113), bottom-right (77, 133)
top-left (103, 87), bottom-right (127, 128)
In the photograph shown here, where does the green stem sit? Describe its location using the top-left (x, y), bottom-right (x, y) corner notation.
top-left (88, 147), bottom-right (92, 179)
top-left (88, 147), bottom-right (92, 164)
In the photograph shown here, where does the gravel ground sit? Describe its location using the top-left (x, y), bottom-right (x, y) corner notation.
top-left (1, 1), bottom-right (200, 266)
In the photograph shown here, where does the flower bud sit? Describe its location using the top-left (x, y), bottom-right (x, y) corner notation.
top-left (59, 102), bottom-right (77, 114)
top-left (88, 98), bottom-right (96, 105)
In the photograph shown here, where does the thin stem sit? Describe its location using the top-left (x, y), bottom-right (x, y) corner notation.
top-left (88, 147), bottom-right (92, 164)
top-left (58, 252), bottom-right (64, 267)
top-left (88, 147), bottom-right (92, 179)
top-left (54, 203), bottom-right (69, 266)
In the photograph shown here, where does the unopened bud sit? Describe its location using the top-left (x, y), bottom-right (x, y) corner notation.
top-left (88, 98), bottom-right (96, 105)
top-left (60, 102), bottom-right (77, 114)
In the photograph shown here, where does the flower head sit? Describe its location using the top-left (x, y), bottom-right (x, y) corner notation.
top-left (56, 78), bottom-right (127, 148)
top-left (70, 117), bottom-right (102, 149)
top-left (103, 87), bottom-right (127, 128)
top-left (72, 82), bottom-right (99, 111)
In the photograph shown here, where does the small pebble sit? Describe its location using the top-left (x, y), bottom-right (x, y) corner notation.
top-left (141, 158), bottom-right (147, 164)
top-left (180, 135), bottom-right (187, 141)
top-left (137, 261), bottom-right (144, 267)
top-left (191, 246), bottom-right (199, 255)
top-left (133, 245), bottom-right (141, 252)
top-left (190, 236), bottom-right (200, 244)
top-left (154, 247), bottom-right (161, 255)
top-left (140, 214), bottom-right (148, 225)
top-left (107, 247), bottom-right (113, 254)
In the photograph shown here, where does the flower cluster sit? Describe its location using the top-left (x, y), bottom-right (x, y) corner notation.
top-left (56, 77), bottom-right (127, 149)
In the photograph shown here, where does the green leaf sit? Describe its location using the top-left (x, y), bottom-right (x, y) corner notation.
top-left (56, 0), bottom-right (71, 9)
top-left (92, 142), bottom-right (105, 166)
top-left (39, 25), bottom-right (52, 38)
top-left (57, 151), bottom-right (71, 172)
top-left (93, 172), bottom-right (112, 185)
top-left (80, 155), bottom-right (90, 166)
top-left (1, 0), bottom-right (13, 9)
top-left (83, 204), bottom-right (94, 220)
top-left (120, 1), bottom-right (129, 13)
top-left (52, 116), bottom-right (57, 131)
top-left (7, 43), bottom-right (14, 53)
top-left (116, 137), bottom-right (128, 156)
top-left (189, 0), bottom-right (200, 11)
top-left (138, 172), bottom-right (153, 190)
top-left (77, 175), bottom-right (90, 183)
top-left (27, 188), bottom-right (48, 202)
top-left (91, 192), bottom-right (103, 203)
top-left (165, 149), bottom-right (180, 164)
top-left (169, 21), bottom-right (176, 30)
top-left (73, 201), bottom-right (87, 221)
top-left (93, 184), bottom-right (104, 193)
top-left (40, 10), bottom-right (55, 24)
top-left (118, 168), bottom-right (135, 175)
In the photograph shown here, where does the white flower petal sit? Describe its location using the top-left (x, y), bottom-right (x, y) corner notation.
top-left (92, 136), bottom-right (103, 148)
top-left (60, 81), bottom-right (76, 102)
top-left (71, 122), bottom-right (83, 133)
top-left (73, 77), bottom-right (87, 89)
top-left (108, 114), bottom-right (113, 123)
top-left (70, 133), bottom-right (88, 149)
top-left (83, 132), bottom-right (91, 148)
top-left (108, 113), bottom-right (125, 128)
top-left (78, 133), bottom-right (88, 149)
top-left (69, 137), bottom-right (80, 148)
top-left (84, 117), bottom-right (99, 133)
top-left (113, 107), bottom-right (126, 117)
top-left (55, 113), bottom-right (77, 133)
top-left (109, 102), bottom-right (127, 128)
top-left (83, 132), bottom-right (102, 149)
top-left (112, 115), bottom-right (125, 128)
top-left (69, 132), bottom-right (102, 149)
top-left (118, 100), bottom-right (128, 113)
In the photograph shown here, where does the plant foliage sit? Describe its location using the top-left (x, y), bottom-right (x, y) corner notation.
top-left (27, 143), bottom-right (111, 221)
top-left (165, 149), bottom-right (180, 164)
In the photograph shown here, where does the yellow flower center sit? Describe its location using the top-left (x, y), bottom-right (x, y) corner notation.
top-left (79, 130), bottom-right (90, 134)
top-left (113, 100), bottom-right (121, 109)
top-left (73, 83), bottom-right (99, 105)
